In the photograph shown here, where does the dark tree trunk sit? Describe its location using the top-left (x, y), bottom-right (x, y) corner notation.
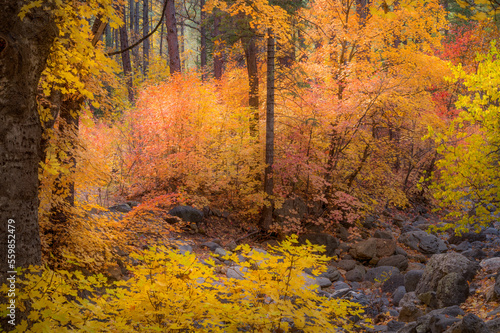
top-left (356, 0), bottom-right (370, 25)
top-left (180, 19), bottom-right (185, 71)
top-left (160, 19), bottom-right (164, 56)
top-left (120, 6), bottom-right (135, 102)
top-left (261, 29), bottom-right (275, 231)
top-left (0, 1), bottom-right (57, 275)
top-left (165, 0), bottom-right (181, 74)
top-left (243, 35), bottom-right (259, 137)
top-left (213, 12), bottom-right (223, 79)
top-left (200, 0), bottom-right (207, 81)
top-left (143, 0), bottom-right (150, 73)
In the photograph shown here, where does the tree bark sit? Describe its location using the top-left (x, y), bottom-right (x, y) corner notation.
top-left (120, 6), bottom-right (135, 102)
top-left (0, 1), bottom-right (57, 275)
top-left (261, 29), bottom-right (275, 231)
top-left (200, 0), bottom-right (207, 81)
top-left (143, 0), bottom-right (150, 74)
top-left (213, 11), bottom-right (223, 79)
top-left (242, 35), bottom-right (259, 137)
top-left (165, 0), bottom-right (181, 74)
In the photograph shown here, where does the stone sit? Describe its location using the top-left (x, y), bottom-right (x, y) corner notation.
top-left (336, 259), bottom-right (357, 271)
top-left (108, 203), bottom-right (132, 213)
top-left (480, 257), bottom-right (500, 274)
top-left (395, 246), bottom-right (408, 257)
top-left (374, 230), bottom-right (394, 239)
top-left (443, 313), bottom-right (490, 333)
top-left (448, 232), bottom-right (487, 245)
top-left (333, 281), bottom-right (350, 290)
top-left (404, 270), bottom-right (424, 293)
top-left (167, 206), bottom-right (204, 224)
top-left (387, 320), bottom-right (405, 332)
top-left (346, 265), bottom-right (366, 282)
top-left (274, 197), bottom-right (308, 224)
top-left (393, 286), bottom-right (406, 306)
top-left (315, 276), bottom-right (333, 288)
top-left (399, 230), bottom-right (448, 255)
top-left (201, 241), bottom-right (221, 251)
top-left (382, 272), bottom-right (405, 293)
top-left (318, 266), bottom-right (341, 282)
top-left (415, 253), bottom-right (478, 296)
top-left (378, 255), bottom-right (409, 271)
top-left (436, 272), bottom-right (469, 308)
top-left (462, 248), bottom-right (487, 260)
top-left (214, 247), bottom-right (229, 257)
top-left (298, 233), bottom-right (339, 257)
top-left (350, 237), bottom-right (396, 260)
top-left (365, 266), bottom-right (400, 283)
top-left (486, 317), bottom-right (500, 333)
top-left (398, 292), bottom-right (424, 322)
top-left (227, 266), bottom-right (248, 280)
top-left (418, 291), bottom-right (438, 308)
top-left (455, 241), bottom-right (471, 252)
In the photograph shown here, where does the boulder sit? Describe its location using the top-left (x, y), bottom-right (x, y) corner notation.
top-left (415, 253), bottom-right (478, 296)
top-left (109, 203), bottom-right (132, 213)
top-left (336, 259), bottom-right (357, 271)
top-left (398, 292), bottom-right (424, 322)
top-left (346, 265), bottom-right (366, 282)
top-left (404, 270), bottom-right (424, 292)
top-left (201, 241), bottom-right (222, 252)
top-left (443, 313), bottom-right (490, 333)
top-left (274, 197), bottom-right (308, 224)
top-left (227, 266), bottom-right (248, 280)
top-left (398, 230), bottom-right (447, 254)
top-left (392, 286), bottom-right (406, 306)
top-left (298, 233), bottom-right (339, 257)
top-left (350, 237), bottom-right (396, 260)
top-left (381, 272), bottom-right (405, 293)
top-left (377, 254), bottom-right (408, 271)
top-left (167, 206), bottom-right (204, 224)
top-left (448, 232), bottom-right (487, 245)
top-left (374, 230), bottom-right (394, 239)
top-left (435, 272), bottom-right (469, 308)
top-left (486, 317), bottom-right (500, 333)
top-left (480, 257), bottom-right (500, 274)
top-left (365, 266), bottom-right (400, 283)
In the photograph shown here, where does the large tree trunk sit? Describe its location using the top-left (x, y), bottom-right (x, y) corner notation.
top-left (200, 0), bottom-right (207, 81)
top-left (242, 35), bottom-right (259, 137)
top-left (143, 0), bottom-right (150, 74)
top-left (213, 11), bottom-right (223, 79)
top-left (165, 0), bottom-right (181, 74)
top-left (0, 1), bottom-right (57, 275)
top-left (120, 6), bottom-right (135, 102)
top-left (261, 29), bottom-right (275, 231)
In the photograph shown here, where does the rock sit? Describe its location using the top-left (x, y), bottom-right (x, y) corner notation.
top-left (378, 255), bottom-right (409, 271)
top-left (167, 206), bottom-right (204, 224)
top-left (350, 237), bottom-right (396, 260)
top-left (455, 241), bottom-right (471, 252)
top-left (480, 257), bottom-right (500, 274)
top-left (487, 273), bottom-right (500, 302)
top-left (364, 215), bottom-right (379, 229)
top-left (227, 266), bottom-right (248, 280)
top-left (331, 288), bottom-right (351, 299)
top-left (411, 306), bottom-right (464, 333)
top-left (462, 248), bottom-right (487, 260)
top-left (201, 241), bottom-right (222, 251)
top-left (315, 276), bottom-right (333, 288)
top-left (395, 246), bottom-right (408, 257)
top-left (393, 286), bottom-right (406, 306)
top-left (436, 272), bottom-right (469, 308)
top-left (448, 232), bottom-right (487, 245)
top-left (486, 317), bottom-right (500, 333)
top-left (382, 272), bottom-right (405, 293)
top-left (300, 272), bottom-right (319, 289)
top-left (317, 266), bottom-right (341, 282)
top-left (333, 281), bottom-right (350, 290)
top-left (418, 291), bottom-right (438, 308)
top-left (126, 201), bottom-right (140, 208)
top-left (346, 265), bottom-right (366, 282)
top-left (108, 203), bottom-right (132, 213)
top-left (398, 292), bottom-right (424, 322)
top-left (177, 244), bottom-right (193, 254)
top-left (298, 233), bottom-right (339, 257)
top-left (336, 259), bottom-right (357, 271)
top-left (397, 322), bottom-right (418, 333)
top-left (374, 230), bottom-right (394, 239)
top-left (365, 266), bottom-right (400, 283)
top-left (443, 313), bottom-right (490, 333)
top-left (274, 197), bottom-right (308, 224)
top-left (214, 247), bottom-right (230, 257)
top-left (415, 253), bottom-right (478, 296)
top-left (404, 270), bottom-right (424, 293)
top-left (399, 230), bottom-right (447, 254)
top-left (387, 320), bottom-right (405, 332)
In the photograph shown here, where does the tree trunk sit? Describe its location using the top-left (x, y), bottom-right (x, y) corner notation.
top-left (0, 1), bottom-right (57, 275)
top-left (261, 29), bottom-right (275, 231)
top-left (200, 0), bottom-right (207, 81)
top-left (242, 35), bottom-right (259, 137)
top-left (120, 6), bottom-right (135, 102)
top-left (160, 19), bottom-right (164, 56)
top-left (213, 11), bottom-right (223, 79)
top-left (165, 0), bottom-right (181, 74)
top-left (143, 0), bottom-right (150, 74)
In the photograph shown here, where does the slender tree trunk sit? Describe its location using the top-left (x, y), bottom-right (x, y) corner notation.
top-left (160, 19), bottom-right (164, 56)
top-left (143, 0), bottom-right (150, 74)
top-left (243, 35), bottom-right (259, 137)
top-left (180, 18), bottom-right (185, 71)
top-left (120, 6), bottom-right (135, 102)
top-left (200, 0), bottom-right (207, 80)
top-left (261, 29), bottom-right (275, 231)
top-left (0, 1), bottom-right (57, 276)
top-left (165, 0), bottom-right (181, 74)
top-left (213, 11), bottom-right (223, 79)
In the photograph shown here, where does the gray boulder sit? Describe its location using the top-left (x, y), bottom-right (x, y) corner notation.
top-left (167, 206), bottom-right (204, 224)
top-left (381, 272), bottom-right (405, 293)
top-left (365, 266), bottom-right (400, 283)
top-left (109, 203), bottom-right (132, 213)
top-left (404, 270), bottom-right (424, 292)
top-left (350, 237), bottom-right (396, 260)
top-left (415, 253), bottom-right (478, 296)
top-left (336, 259), bottom-right (357, 271)
top-left (393, 286), bottom-right (406, 306)
top-left (378, 254), bottom-right (409, 271)
top-left (443, 313), bottom-right (490, 333)
top-left (399, 230), bottom-right (447, 254)
top-left (274, 197), bottom-right (308, 224)
top-left (436, 272), bottom-right (469, 308)
top-left (298, 233), bottom-right (339, 257)
top-left (346, 265), bottom-right (366, 282)
top-left (398, 292), bottom-right (424, 322)
top-left (480, 257), bottom-right (500, 274)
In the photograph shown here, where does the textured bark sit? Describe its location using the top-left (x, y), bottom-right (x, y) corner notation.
top-left (213, 12), bottom-right (223, 79)
top-left (143, 0), bottom-right (150, 73)
top-left (165, 0), bottom-right (181, 74)
top-left (261, 30), bottom-right (275, 231)
top-left (120, 6), bottom-right (134, 102)
top-left (0, 1), bottom-right (57, 275)
top-left (242, 35), bottom-right (259, 137)
top-left (200, 0), bottom-right (207, 81)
